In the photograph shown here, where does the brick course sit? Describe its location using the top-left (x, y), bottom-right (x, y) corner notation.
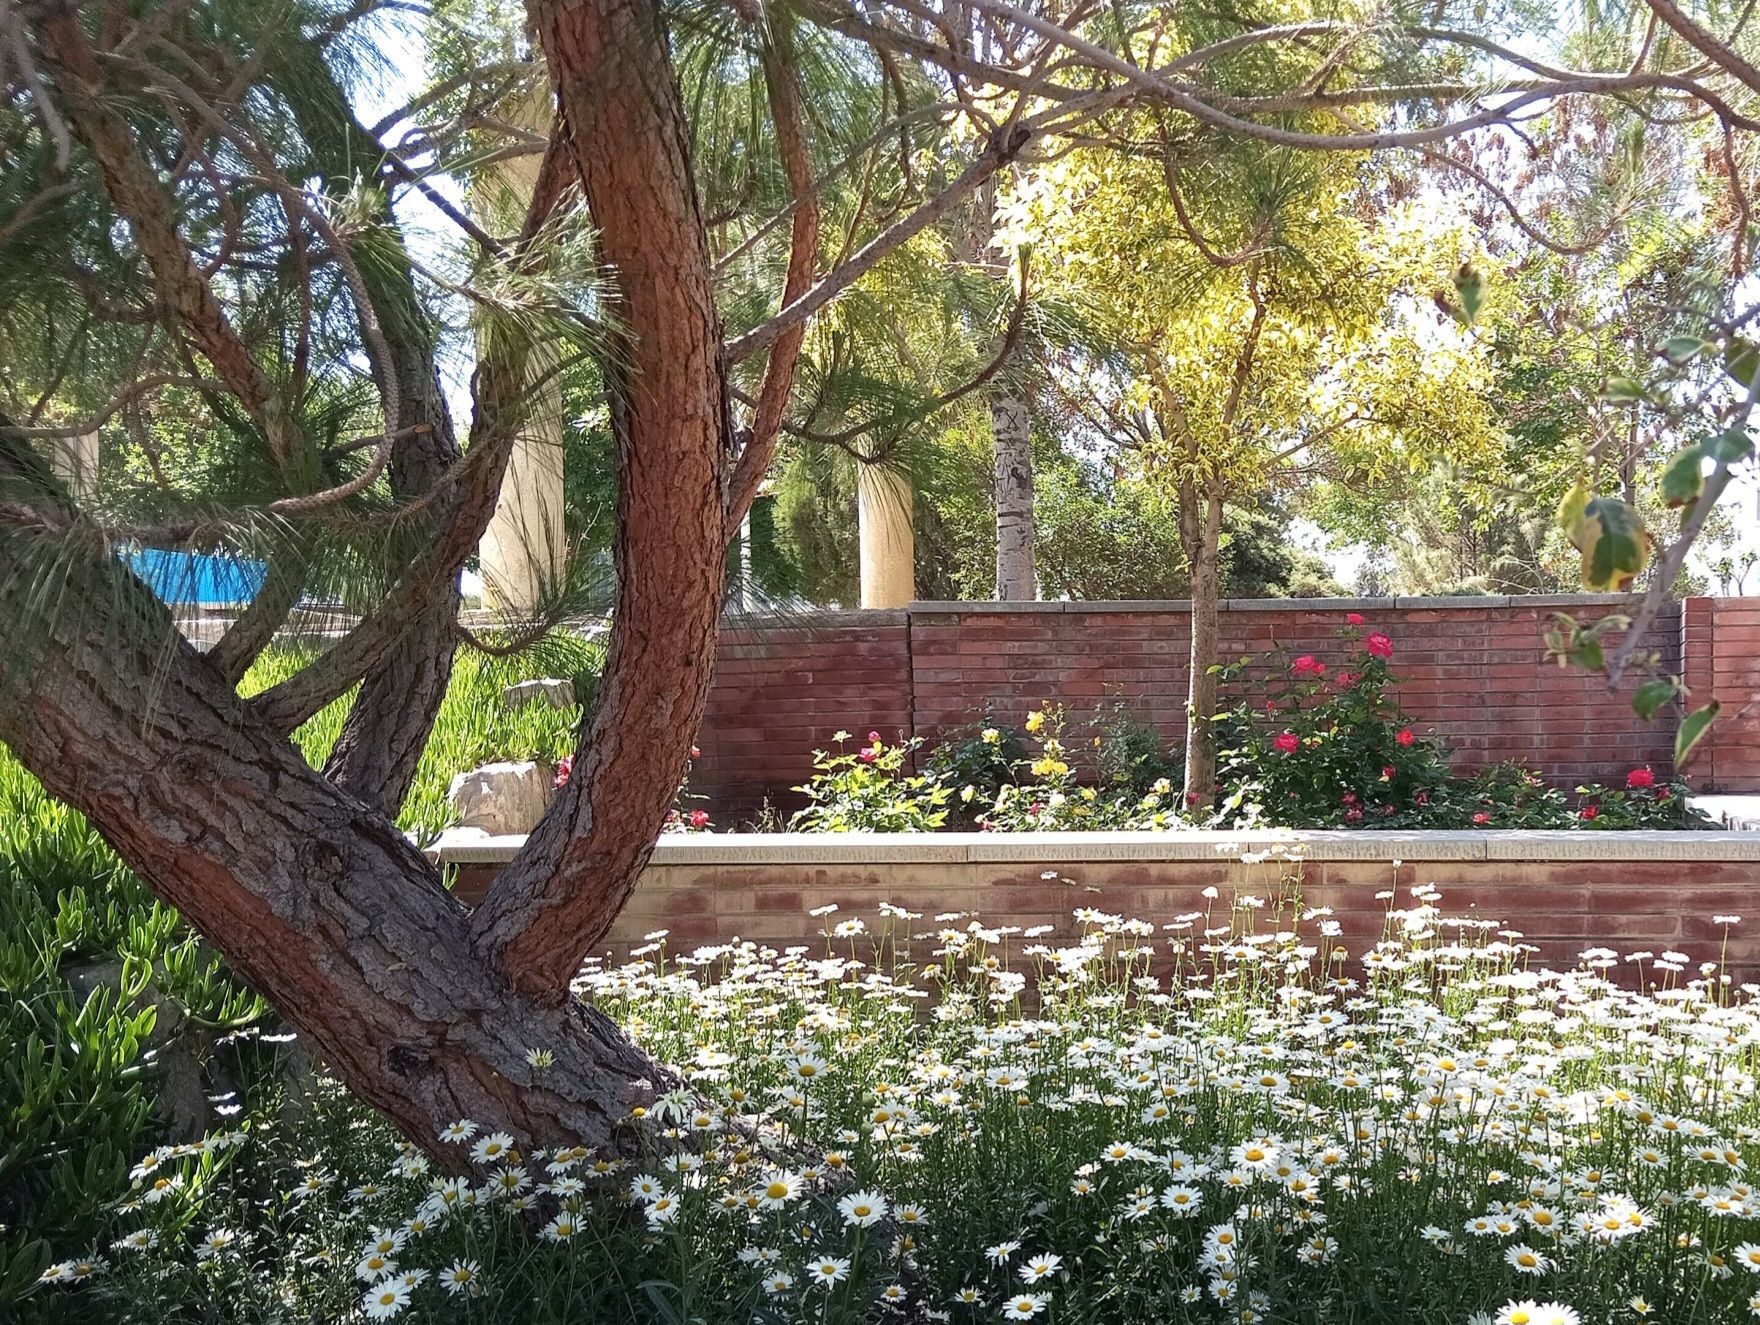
top-left (441, 833), bottom-right (1760, 983)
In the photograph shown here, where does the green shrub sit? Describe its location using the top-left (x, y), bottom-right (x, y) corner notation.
top-left (0, 753), bottom-right (274, 1322)
top-left (922, 713), bottom-right (1027, 806)
top-left (1092, 698), bottom-right (1183, 796)
top-left (1212, 623), bottom-right (1454, 828)
top-left (789, 732), bottom-right (950, 832)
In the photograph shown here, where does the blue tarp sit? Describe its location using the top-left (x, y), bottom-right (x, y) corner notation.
top-left (125, 549), bottom-right (268, 607)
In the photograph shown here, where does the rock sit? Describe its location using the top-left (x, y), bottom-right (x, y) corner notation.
top-left (447, 760), bottom-right (553, 835)
top-left (503, 678), bottom-right (576, 711)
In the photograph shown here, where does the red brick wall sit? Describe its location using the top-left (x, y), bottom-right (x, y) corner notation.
top-left (446, 841), bottom-right (1760, 984)
top-left (690, 595), bottom-right (1759, 813)
top-left (1686, 596), bottom-right (1760, 791)
top-left (693, 612), bottom-right (911, 817)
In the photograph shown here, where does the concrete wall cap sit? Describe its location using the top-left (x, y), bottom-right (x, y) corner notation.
top-left (428, 827), bottom-right (1760, 868)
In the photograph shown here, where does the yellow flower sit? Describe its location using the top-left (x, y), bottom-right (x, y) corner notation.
top-left (1025, 710), bottom-right (1045, 734)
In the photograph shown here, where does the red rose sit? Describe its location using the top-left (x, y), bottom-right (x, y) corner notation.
top-left (1581, 804), bottom-right (1600, 821)
top-left (553, 755), bottom-right (573, 789)
top-left (1342, 791), bottom-right (1358, 805)
top-left (689, 809), bottom-right (710, 828)
top-left (1273, 731), bottom-right (1300, 754)
top-left (1335, 671), bottom-right (1356, 687)
top-left (1626, 767), bottom-right (1655, 790)
top-left (1347, 613), bottom-right (1365, 626)
top-left (1415, 790), bottom-right (1431, 806)
top-left (1365, 632), bottom-right (1394, 659)
top-left (1265, 699), bottom-right (1279, 711)
top-left (1472, 811), bottom-right (1490, 825)
top-left (1344, 806), bottom-right (1364, 823)
top-left (1396, 728), bottom-right (1414, 746)
top-left (1379, 803), bottom-right (1396, 816)
top-left (1293, 654), bottom-right (1325, 676)
top-left (1185, 791), bottom-right (1201, 806)
top-left (1380, 765), bottom-right (1396, 781)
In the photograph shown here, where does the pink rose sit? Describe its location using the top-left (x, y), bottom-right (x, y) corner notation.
top-left (1273, 731), bottom-right (1300, 754)
top-left (689, 809), bottom-right (710, 829)
top-left (1396, 728), bottom-right (1415, 747)
top-left (1347, 613), bottom-right (1365, 626)
top-left (1365, 632), bottom-right (1394, 659)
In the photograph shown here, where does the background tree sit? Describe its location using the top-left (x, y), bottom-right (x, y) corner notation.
top-left (1011, 140), bottom-right (1501, 805)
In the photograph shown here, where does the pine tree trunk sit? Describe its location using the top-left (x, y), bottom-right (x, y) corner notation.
top-left (1181, 484), bottom-right (1224, 809)
top-left (0, 534), bottom-right (672, 1161)
top-left (0, 0), bottom-right (731, 1161)
top-left (991, 393), bottom-right (1036, 600)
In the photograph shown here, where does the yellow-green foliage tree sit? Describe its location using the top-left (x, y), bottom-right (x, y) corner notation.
top-left (1003, 140), bottom-right (1502, 805)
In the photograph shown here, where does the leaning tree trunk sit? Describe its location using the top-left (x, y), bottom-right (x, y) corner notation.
top-left (991, 392), bottom-right (1036, 599)
top-left (1180, 482), bottom-right (1224, 810)
top-left (0, 478), bottom-right (671, 1160)
top-left (0, 0), bottom-right (732, 1160)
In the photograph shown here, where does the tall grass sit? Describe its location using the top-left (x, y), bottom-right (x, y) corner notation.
top-left (243, 638), bottom-right (601, 843)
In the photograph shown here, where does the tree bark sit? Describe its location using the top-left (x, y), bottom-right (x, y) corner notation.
top-left (468, 0), bottom-right (733, 1001)
top-left (1180, 480), bottom-right (1224, 809)
top-left (991, 392), bottom-right (1036, 599)
top-left (0, 430), bottom-right (671, 1161)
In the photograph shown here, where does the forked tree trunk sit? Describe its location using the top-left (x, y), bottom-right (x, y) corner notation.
top-left (0, 0), bottom-right (731, 1161)
top-left (991, 393), bottom-right (1036, 599)
top-left (1180, 482), bottom-right (1224, 809)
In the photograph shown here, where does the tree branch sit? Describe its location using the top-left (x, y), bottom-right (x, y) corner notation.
top-left (726, 10), bottom-right (822, 527)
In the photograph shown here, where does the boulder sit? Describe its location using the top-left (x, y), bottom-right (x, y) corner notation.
top-left (447, 760), bottom-right (553, 835)
top-left (503, 678), bottom-right (576, 711)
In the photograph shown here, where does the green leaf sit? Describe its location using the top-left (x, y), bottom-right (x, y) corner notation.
top-left (1556, 479), bottom-right (1591, 548)
top-left (1661, 444), bottom-right (1705, 508)
top-left (1662, 335), bottom-right (1713, 365)
top-left (1675, 700), bottom-right (1720, 766)
top-left (1727, 337), bottom-right (1760, 388)
top-left (1578, 497), bottom-right (1652, 591)
top-left (1631, 678), bottom-right (1677, 721)
top-left (1703, 427), bottom-right (1755, 465)
top-left (1601, 376), bottom-right (1645, 404)
top-left (1453, 262), bottom-right (1485, 324)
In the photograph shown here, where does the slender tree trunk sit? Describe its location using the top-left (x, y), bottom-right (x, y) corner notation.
top-left (1180, 482), bottom-right (1224, 809)
top-left (957, 176), bottom-right (1035, 601)
top-left (467, 0), bottom-right (734, 999)
top-left (991, 392), bottom-right (1036, 599)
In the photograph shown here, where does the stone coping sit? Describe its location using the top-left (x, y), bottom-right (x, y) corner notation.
top-left (430, 827), bottom-right (1760, 867)
top-left (904, 594), bottom-right (1642, 615)
top-left (713, 594), bottom-right (1649, 629)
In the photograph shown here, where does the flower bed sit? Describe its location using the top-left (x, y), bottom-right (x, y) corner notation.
top-left (30, 884), bottom-right (1760, 1324)
top-left (779, 619), bottom-right (1699, 835)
